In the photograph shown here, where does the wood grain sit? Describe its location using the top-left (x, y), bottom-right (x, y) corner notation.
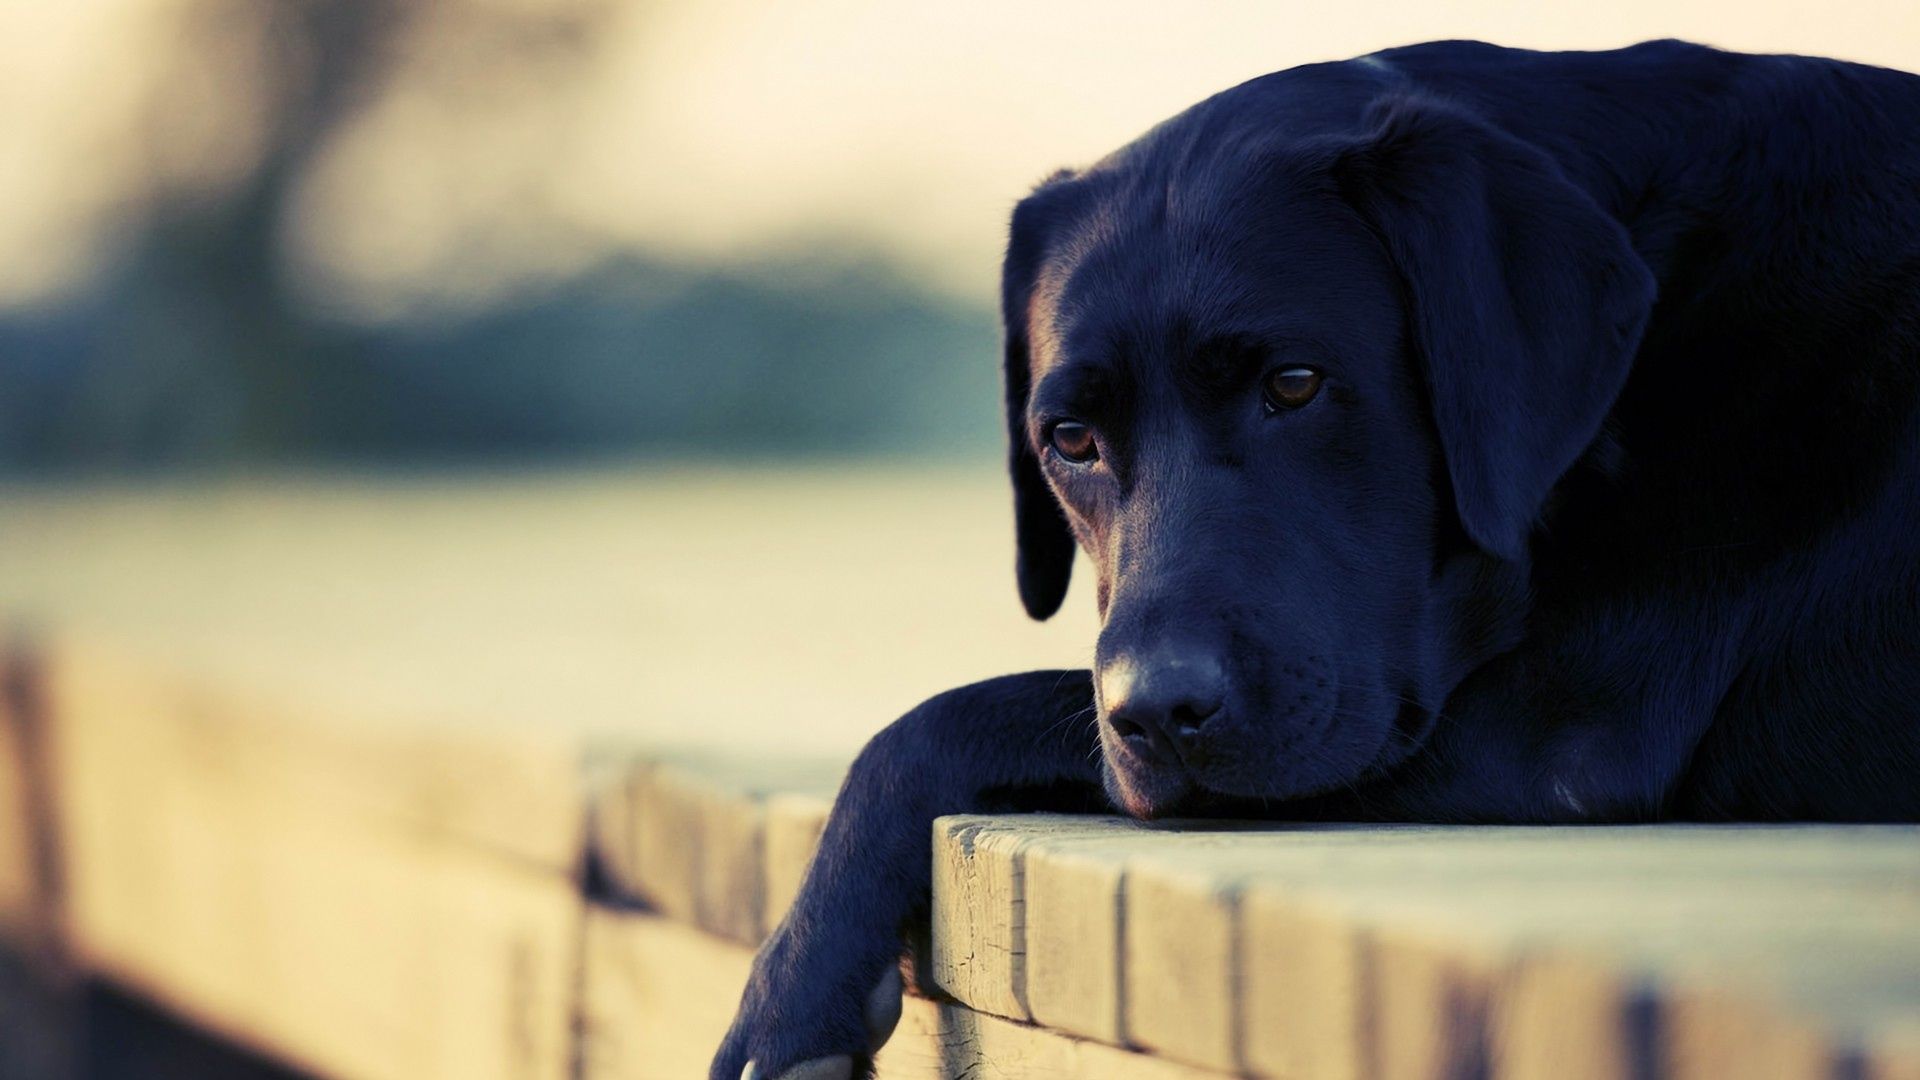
top-left (47, 636), bottom-right (584, 1080)
top-left (929, 816), bottom-right (1920, 1080)
top-left (596, 753), bottom-right (844, 945)
top-left (581, 909), bottom-right (1236, 1080)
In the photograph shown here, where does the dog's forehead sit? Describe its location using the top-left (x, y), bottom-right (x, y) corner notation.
top-left (1025, 181), bottom-right (1393, 389)
top-left (1025, 188), bottom-right (1241, 383)
top-left (1024, 205), bottom-right (1120, 383)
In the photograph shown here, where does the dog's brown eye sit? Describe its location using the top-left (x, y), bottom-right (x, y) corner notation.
top-left (1047, 420), bottom-right (1099, 463)
top-left (1262, 366), bottom-right (1324, 411)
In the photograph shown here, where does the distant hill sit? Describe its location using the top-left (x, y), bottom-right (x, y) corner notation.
top-left (0, 253), bottom-right (1004, 473)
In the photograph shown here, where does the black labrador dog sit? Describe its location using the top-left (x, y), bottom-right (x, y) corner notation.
top-left (715, 39), bottom-right (1920, 1079)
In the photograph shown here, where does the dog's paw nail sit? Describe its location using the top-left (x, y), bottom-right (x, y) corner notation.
top-left (864, 965), bottom-right (904, 1051)
top-left (773, 1057), bottom-right (854, 1080)
top-left (740, 1063), bottom-right (759, 1080)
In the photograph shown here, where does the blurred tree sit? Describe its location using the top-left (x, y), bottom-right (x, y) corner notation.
top-left (134, 0), bottom-right (617, 458)
top-left (0, 0), bottom-right (1001, 473)
top-left (154, 0), bottom-right (402, 456)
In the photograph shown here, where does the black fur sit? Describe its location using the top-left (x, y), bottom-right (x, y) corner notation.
top-left (714, 40), bottom-right (1920, 1078)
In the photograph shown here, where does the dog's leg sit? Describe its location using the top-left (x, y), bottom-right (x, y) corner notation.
top-left (709, 669), bottom-right (1100, 1080)
top-left (1326, 628), bottom-right (1739, 824)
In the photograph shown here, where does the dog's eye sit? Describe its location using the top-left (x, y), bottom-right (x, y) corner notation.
top-left (1262, 366), bottom-right (1324, 411)
top-left (1046, 420), bottom-right (1100, 464)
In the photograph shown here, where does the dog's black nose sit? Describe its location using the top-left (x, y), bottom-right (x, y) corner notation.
top-left (1101, 652), bottom-right (1226, 765)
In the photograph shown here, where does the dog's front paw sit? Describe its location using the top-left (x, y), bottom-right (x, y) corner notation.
top-left (710, 926), bottom-right (904, 1080)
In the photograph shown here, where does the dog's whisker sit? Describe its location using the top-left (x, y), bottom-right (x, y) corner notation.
top-left (1040, 704), bottom-right (1098, 744)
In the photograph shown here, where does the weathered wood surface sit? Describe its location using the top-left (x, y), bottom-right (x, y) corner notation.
top-left (0, 639), bottom-right (53, 955)
top-left (580, 908), bottom-right (1235, 1080)
top-left (589, 752), bottom-right (846, 944)
top-left (582, 753), bottom-right (1920, 1080)
top-left (763, 792), bottom-right (833, 929)
top-left (930, 815), bottom-right (1920, 1080)
top-left (43, 635), bottom-right (585, 1080)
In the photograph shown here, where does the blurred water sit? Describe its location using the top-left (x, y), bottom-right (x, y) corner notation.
top-left (0, 467), bottom-right (1101, 749)
top-left (0, 253), bottom-right (1001, 471)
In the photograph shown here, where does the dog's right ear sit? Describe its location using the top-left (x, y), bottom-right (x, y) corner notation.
top-left (1002, 176), bottom-right (1079, 620)
top-left (1327, 95), bottom-right (1655, 560)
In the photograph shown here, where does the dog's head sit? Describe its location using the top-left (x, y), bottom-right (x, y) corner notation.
top-left (1003, 83), bottom-right (1655, 817)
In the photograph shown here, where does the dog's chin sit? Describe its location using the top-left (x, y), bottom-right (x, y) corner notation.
top-left (1100, 754), bottom-right (1196, 820)
top-left (1105, 758), bottom-right (1358, 820)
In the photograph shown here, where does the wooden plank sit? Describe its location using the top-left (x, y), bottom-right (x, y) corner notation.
top-left (930, 816), bottom-right (1034, 1020)
top-left (599, 753), bottom-right (845, 945)
top-left (1123, 853), bottom-right (1244, 1072)
top-left (0, 638), bottom-right (51, 952)
top-left (929, 815), bottom-right (1137, 1023)
top-left (1489, 946), bottom-right (1646, 1080)
top-left (934, 818), bottom-right (1382, 1072)
top-left (588, 757), bottom-right (648, 911)
top-left (1860, 1021), bottom-right (1920, 1080)
top-left (580, 908), bottom-right (1236, 1080)
top-left (930, 816), bottom-right (1920, 1080)
top-left (1661, 989), bottom-right (1830, 1080)
top-left (1312, 859), bottom-right (1920, 1080)
top-left (888, 1000), bottom-right (1235, 1080)
top-left (1238, 890), bottom-right (1367, 1080)
top-left (627, 761), bottom-right (748, 937)
top-left (47, 635), bottom-right (584, 1080)
top-left (0, 661), bottom-right (30, 941)
top-left (1109, 823), bottom-right (1437, 1075)
top-left (1022, 833), bottom-right (1137, 1045)
top-left (582, 907), bottom-right (755, 1080)
top-left (1366, 920), bottom-right (1497, 1080)
top-left (44, 634), bottom-right (585, 872)
top-left (1251, 830), bottom-right (1920, 1080)
top-left (763, 792), bottom-right (831, 928)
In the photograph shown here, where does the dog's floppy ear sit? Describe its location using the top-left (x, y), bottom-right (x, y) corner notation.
top-left (1002, 178), bottom-right (1079, 619)
top-left (1332, 95), bottom-right (1656, 559)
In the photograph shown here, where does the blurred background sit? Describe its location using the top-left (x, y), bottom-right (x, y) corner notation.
top-left (4, 0), bottom-right (1919, 475)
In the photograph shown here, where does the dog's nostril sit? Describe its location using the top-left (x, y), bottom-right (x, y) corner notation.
top-left (1169, 702), bottom-right (1217, 739)
top-left (1106, 708), bottom-right (1181, 766)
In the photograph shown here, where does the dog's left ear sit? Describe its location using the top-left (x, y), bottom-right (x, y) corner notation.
top-left (1331, 95), bottom-right (1656, 559)
top-left (1001, 177), bottom-right (1080, 619)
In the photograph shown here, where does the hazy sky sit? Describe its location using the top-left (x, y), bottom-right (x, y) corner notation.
top-left (5, 0), bottom-right (1919, 318)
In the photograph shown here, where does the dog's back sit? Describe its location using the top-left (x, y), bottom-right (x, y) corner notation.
top-left (1391, 42), bottom-right (1920, 818)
